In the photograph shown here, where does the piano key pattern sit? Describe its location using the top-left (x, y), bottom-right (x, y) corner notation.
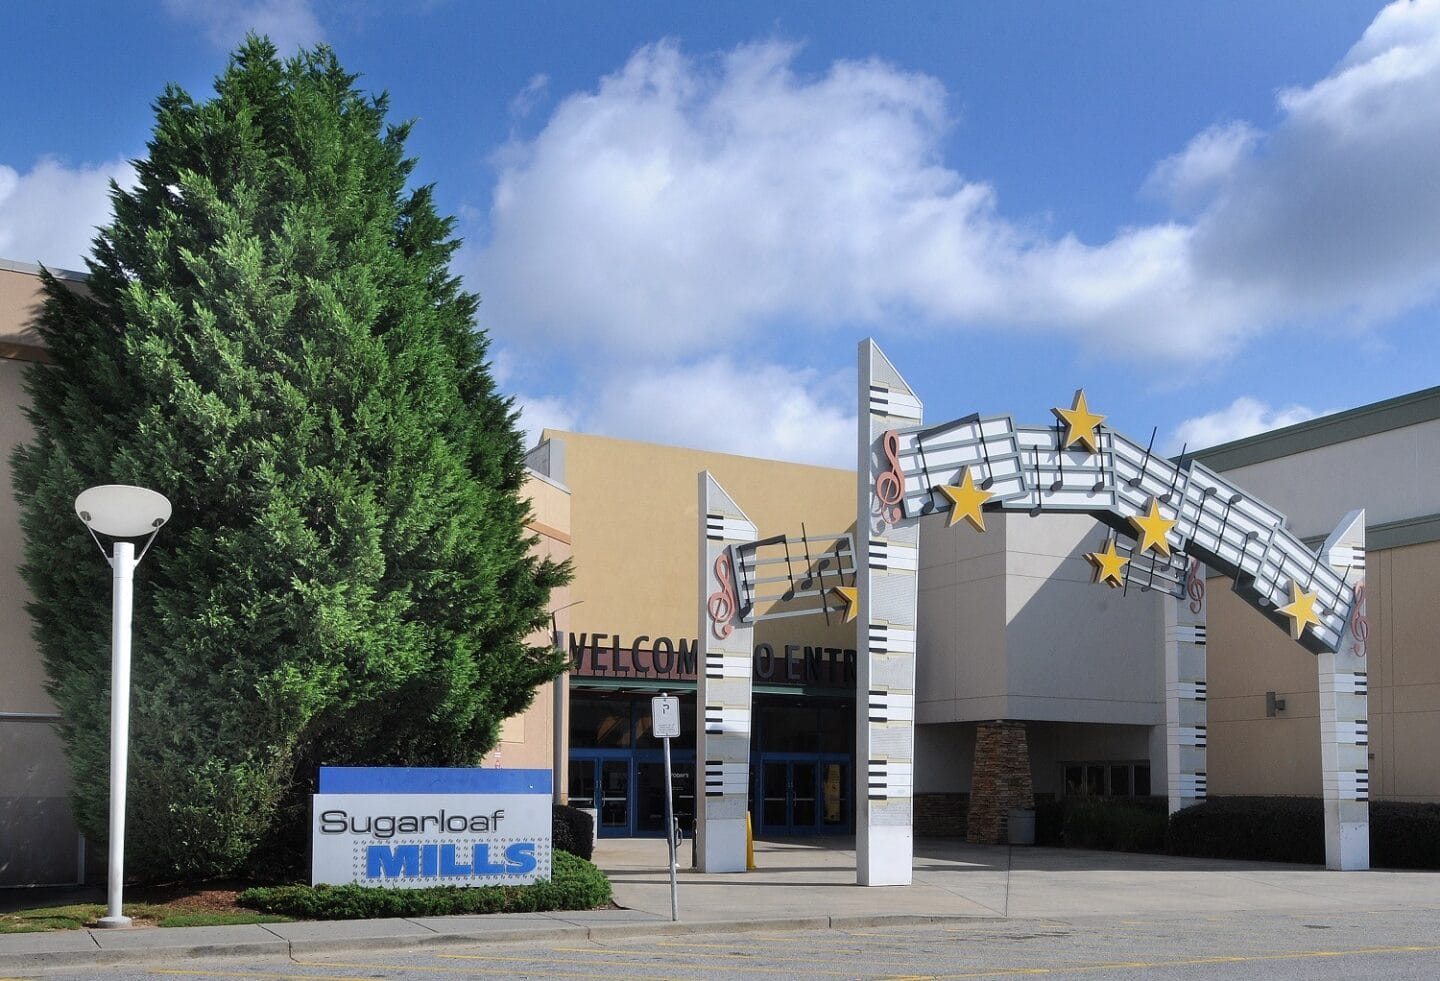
top-left (1318, 511), bottom-right (1369, 869)
top-left (697, 473), bottom-right (757, 872)
top-left (858, 341), bottom-right (923, 883)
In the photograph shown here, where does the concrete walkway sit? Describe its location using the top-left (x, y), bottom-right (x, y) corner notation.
top-left (5, 837), bottom-right (1440, 972)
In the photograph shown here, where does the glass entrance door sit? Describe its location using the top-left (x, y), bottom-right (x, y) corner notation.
top-left (570, 751), bottom-right (697, 837)
top-left (757, 755), bottom-right (850, 835)
top-left (569, 755), bottom-right (633, 838)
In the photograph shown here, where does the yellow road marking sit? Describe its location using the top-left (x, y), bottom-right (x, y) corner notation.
top-left (152, 971), bottom-right (374, 981)
top-left (553, 943), bottom-right (886, 964)
top-left (285, 941), bottom-right (1440, 981)
top-left (925, 943), bottom-right (1440, 979)
top-left (297, 959), bottom-right (705, 981)
top-left (658, 934), bottom-right (829, 947)
top-left (439, 949), bottom-right (889, 975)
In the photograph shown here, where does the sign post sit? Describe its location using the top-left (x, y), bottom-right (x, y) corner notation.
top-left (652, 693), bottom-right (681, 921)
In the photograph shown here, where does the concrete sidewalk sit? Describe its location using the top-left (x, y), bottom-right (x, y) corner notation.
top-left (5, 837), bottom-right (1440, 972)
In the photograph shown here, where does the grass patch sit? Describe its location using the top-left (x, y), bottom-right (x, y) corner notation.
top-left (0, 902), bottom-right (290, 933)
top-left (156, 911), bottom-right (291, 928)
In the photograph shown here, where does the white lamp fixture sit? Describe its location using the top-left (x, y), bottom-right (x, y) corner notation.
top-left (74, 485), bottom-right (171, 929)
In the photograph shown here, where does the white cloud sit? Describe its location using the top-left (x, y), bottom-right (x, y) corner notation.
top-left (1188, 0), bottom-right (1440, 330)
top-left (1144, 121), bottom-right (1262, 211)
top-left (0, 157), bottom-right (133, 271)
top-left (471, 2), bottom-right (1440, 372)
top-left (1170, 397), bottom-right (1322, 452)
top-left (510, 74), bottom-right (551, 118)
top-left (163, 0), bottom-right (324, 53)
top-left (518, 356), bottom-right (854, 467)
top-left (514, 393), bottom-right (579, 450)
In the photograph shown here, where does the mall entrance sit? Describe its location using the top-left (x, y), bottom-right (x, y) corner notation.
top-left (568, 688), bottom-right (853, 838)
top-left (755, 753), bottom-right (851, 835)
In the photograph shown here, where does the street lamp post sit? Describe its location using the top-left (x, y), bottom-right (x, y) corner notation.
top-left (74, 485), bottom-right (171, 929)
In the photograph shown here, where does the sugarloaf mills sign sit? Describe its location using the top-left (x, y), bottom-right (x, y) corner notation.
top-left (311, 767), bottom-right (552, 888)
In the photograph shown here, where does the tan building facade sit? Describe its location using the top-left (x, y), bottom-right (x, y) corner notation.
top-left (525, 431), bottom-right (859, 839)
top-left (4, 250), bottom-right (1438, 883)
top-left (1197, 392), bottom-right (1440, 804)
top-left (1, 260), bottom-right (86, 887)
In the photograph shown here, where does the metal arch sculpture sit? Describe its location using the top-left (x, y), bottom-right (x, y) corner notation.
top-left (856, 339), bottom-right (1370, 884)
top-left (870, 396), bottom-right (1358, 654)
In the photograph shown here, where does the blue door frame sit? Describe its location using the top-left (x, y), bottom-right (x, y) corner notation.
top-left (754, 752), bottom-right (852, 836)
top-left (569, 749), bottom-right (697, 839)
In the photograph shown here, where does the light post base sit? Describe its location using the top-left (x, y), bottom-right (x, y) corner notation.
top-left (95, 914), bottom-right (133, 929)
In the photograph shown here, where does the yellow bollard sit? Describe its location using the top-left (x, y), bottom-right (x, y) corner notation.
top-left (746, 812), bottom-right (756, 870)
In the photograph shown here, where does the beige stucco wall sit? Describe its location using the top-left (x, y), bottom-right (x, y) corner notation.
top-left (1, 261), bottom-right (84, 886)
top-left (918, 510), bottom-right (1165, 727)
top-left (0, 357), bottom-right (49, 716)
top-left (479, 470), bottom-right (573, 775)
top-left (0, 261), bottom-right (50, 353)
top-left (538, 430), bottom-right (856, 659)
top-left (1209, 523), bottom-right (1440, 803)
top-left (1221, 422), bottom-right (1440, 537)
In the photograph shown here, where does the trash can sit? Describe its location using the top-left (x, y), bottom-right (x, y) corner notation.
top-left (1007, 807), bottom-right (1036, 845)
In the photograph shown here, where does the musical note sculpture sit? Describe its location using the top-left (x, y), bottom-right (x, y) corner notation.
top-left (868, 392), bottom-right (1357, 655)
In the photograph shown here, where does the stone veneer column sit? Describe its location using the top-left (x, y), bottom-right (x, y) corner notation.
top-left (965, 721), bottom-right (1034, 845)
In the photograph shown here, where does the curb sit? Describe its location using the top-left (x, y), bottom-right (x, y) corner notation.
top-left (0, 912), bottom-right (997, 972)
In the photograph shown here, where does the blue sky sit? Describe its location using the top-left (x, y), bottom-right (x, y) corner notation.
top-left (3, 1), bottom-right (1438, 467)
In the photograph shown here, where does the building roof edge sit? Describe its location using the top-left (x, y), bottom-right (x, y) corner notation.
top-left (1188, 385), bottom-right (1440, 471)
top-left (0, 257), bottom-right (89, 282)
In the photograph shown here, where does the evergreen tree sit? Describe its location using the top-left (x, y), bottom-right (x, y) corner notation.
top-left (11, 37), bottom-right (567, 879)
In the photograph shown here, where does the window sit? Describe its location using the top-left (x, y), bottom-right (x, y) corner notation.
top-left (1061, 761), bottom-right (1152, 798)
top-left (570, 695), bottom-right (632, 748)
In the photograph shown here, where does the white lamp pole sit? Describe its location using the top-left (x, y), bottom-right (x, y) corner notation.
top-left (75, 485), bottom-right (171, 929)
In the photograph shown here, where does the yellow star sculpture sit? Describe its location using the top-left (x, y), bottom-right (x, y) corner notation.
top-left (1086, 538), bottom-right (1129, 588)
top-left (1128, 498), bottom-right (1176, 557)
top-left (831, 585), bottom-right (859, 624)
top-left (1052, 389), bottom-right (1106, 454)
top-left (935, 467), bottom-right (993, 531)
top-left (1277, 581), bottom-right (1322, 640)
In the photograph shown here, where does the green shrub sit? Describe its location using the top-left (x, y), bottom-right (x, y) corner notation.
top-left (1062, 797), bottom-right (1167, 852)
top-left (1167, 796), bottom-right (1323, 863)
top-left (553, 804), bottom-right (595, 860)
top-left (12, 36), bottom-right (567, 880)
top-left (238, 851), bottom-right (610, 919)
top-left (1034, 798), bottom-right (1065, 846)
top-left (1371, 801), bottom-right (1440, 869)
top-left (1168, 797), bottom-right (1440, 869)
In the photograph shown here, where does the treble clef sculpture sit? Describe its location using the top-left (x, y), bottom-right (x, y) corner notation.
top-left (706, 550), bottom-right (738, 640)
top-left (874, 429), bottom-right (906, 525)
top-left (1350, 583), bottom-right (1369, 657)
top-left (1186, 556), bottom-right (1206, 614)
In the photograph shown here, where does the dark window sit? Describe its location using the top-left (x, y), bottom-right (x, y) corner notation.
top-left (1060, 760), bottom-right (1152, 798)
top-left (570, 695), bottom-right (631, 748)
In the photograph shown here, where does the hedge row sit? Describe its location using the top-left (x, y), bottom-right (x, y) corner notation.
top-left (1033, 797), bottom-right (1167, 852)
top-left (1168, 797), bottom-right (1440, 868)
top-left (238, 851), bottom-right (611, 919)
top-left (1032, 795), bottom-right (1440, 870)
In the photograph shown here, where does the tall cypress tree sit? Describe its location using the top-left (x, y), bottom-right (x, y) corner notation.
top-left (11, 38), bottom-right (566, 879)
